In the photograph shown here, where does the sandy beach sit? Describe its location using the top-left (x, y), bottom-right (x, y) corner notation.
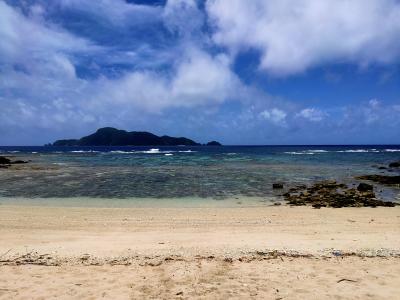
top-left (1, 204), bottom-right (399, 299)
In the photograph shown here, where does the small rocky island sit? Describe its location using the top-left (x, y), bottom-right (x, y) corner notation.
top-left (206, 141), bottom-right (222, 146)
top-left (52, 127), bottom-right (222, 147)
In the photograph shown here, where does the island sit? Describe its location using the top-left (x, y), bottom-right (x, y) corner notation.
top-left (206, 141), bottom-right (222, 146)
top-left (52, 127), bottom-right (221, 146)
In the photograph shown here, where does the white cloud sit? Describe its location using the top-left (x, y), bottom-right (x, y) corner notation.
top-left (364, 99), bottom-right (381, 124)
top-left (259, 108), bottom-right (287, 126)
top-left (0, 1), bottom-right (97, 80)
top-left (297, 108), bottom-right (326, 122)
top-left (93, 47), bottom-right (241, 112)
top-left (171, 49), bottom-right (238, 107)
top-left (207, 0), bottom-right (400, 75)
top-left (341, 99), bottom-right (400, 127)
top-left (58, 0), bottom-right (162, 26)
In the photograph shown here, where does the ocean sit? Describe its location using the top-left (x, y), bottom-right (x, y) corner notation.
top-left (1, 145), bottom-right (399, 206)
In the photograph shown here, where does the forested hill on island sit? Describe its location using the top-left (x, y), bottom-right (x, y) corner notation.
top-left (52, 127), bottom-right (221, 146)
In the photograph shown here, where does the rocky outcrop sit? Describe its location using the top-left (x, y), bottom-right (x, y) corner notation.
top-left (283, 180), bottom-right (397, 208)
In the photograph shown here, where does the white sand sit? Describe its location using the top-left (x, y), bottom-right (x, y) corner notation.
top-left (0, 204), bottom-right (399, 299)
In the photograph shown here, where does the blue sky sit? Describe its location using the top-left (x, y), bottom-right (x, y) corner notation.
top-left (1, 0), bottom-right (399, 145)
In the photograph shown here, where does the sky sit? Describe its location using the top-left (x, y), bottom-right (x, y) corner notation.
top-left (1, 0), bottom-right (400, 145)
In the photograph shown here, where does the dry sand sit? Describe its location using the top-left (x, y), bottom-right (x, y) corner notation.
top-left (0, 204), bottom-right (399, 299)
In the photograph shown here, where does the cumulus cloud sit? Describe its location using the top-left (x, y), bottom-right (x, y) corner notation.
top-left (259, 108), bottom-right (287, 126)
top-left (207, 0), bottom-right (400, 75)
top-left (91, 48), bottom-right (240, 113)
top-left (296, 108), bottom-right (326, 122)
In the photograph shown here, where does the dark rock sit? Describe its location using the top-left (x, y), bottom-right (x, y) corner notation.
top-left (0, 156), bottom-right (28, 165)
top-left (273, 183), bottom-right (284, 189)
top-left (389, 161), bottom-right (400, 168)
top-left (0, 157), bottom-right (11, 164)
top-left (357, 183), bottom-right (373, 192)
top-left (206, 141), bottom-right (222, 146)
top-left (356, 175), bottom-right (400, 185)
top-left (312, 203), bottom-right (326, 209)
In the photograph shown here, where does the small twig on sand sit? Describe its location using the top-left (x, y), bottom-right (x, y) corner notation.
top-left (337, 278), bottom-right (358, 283)
top-left (0, 288), bottom-right (17, 292)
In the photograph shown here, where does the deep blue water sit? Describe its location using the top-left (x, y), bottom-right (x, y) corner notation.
top-left (0, 145), bottom-right (399, 201)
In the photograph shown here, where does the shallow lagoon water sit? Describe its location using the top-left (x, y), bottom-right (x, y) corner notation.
top-left (0, 145), bottom-right (399, 205)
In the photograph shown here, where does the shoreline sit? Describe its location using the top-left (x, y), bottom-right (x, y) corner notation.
top-left (0, 196), bottom-right (278, 208)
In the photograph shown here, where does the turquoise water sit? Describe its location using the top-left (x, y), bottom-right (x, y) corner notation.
top-left (0, 145), bottom-right (399, 203)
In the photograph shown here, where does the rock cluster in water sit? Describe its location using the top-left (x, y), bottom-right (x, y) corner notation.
top-left (0, 156), bottom-right (29, 168)
top-left (283, 180), bottom-right (397, 208)
top-left (373, 160), bottom-right (400, 171)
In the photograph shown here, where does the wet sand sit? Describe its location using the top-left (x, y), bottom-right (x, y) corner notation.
top-left (0, 204), bottom-right (399, 299)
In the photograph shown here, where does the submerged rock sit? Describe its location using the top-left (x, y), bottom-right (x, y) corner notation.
top-left (357, 183), bottom-right (373, 192)
top-left (389, 161), bottom-right (400, 168)
top-left (0, 156), bottom-right (29, 166)
top-left (0, 156), bottom-right (11, 164)
top-left (12, 160), bottom-right (28, 164)
top-left (356, 175), bottom-right (400, 185)
top-left (273, 183), bottom-right (284, 189)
